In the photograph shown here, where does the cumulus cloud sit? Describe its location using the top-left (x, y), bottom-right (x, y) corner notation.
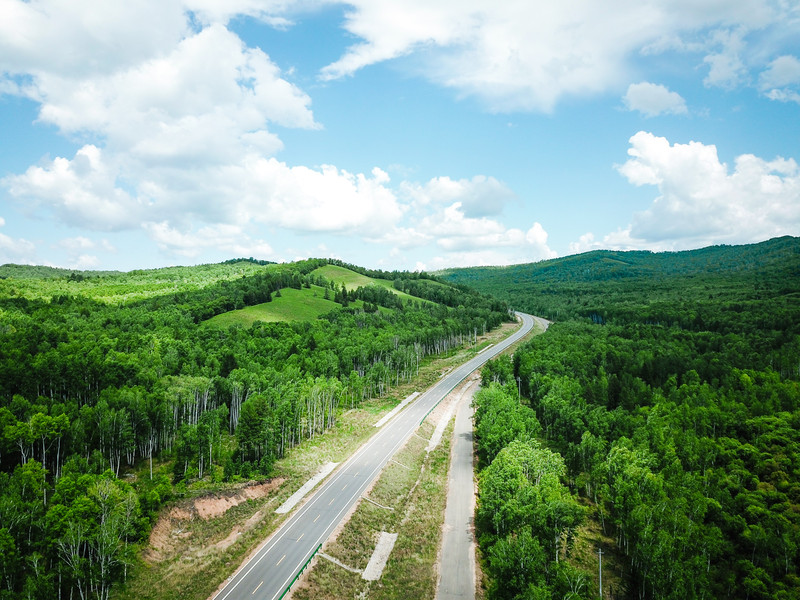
top-left (401, 175), bottom-right (515, 217)
top-left (320, 0), bottom-right (792, 112)
top-left (0, 0), bottom-right (187, 77)
top-left (3, 145), bottom-right (144, 231)
top-left (242, 162), bottom-right (401, 235)
top-left (143, 221), bottom-right (274, 258)
top-left (28, 24), bottom-right (316, 163)
top-left (702, 28), bottom-right (748, 89)
top-left (0, 218), bottom-right (36, 264)
top-left (393, 201), bottom-right (556, 267)
top-left (759, 55), bottom-right (800, 104)
top-left (0, 3), bottom-right (406, 252)
top-left (4, 147), bottom-right (405, 239)
top-left (623, 82), bottom-right (687, 117)
top-left (609, 131), bottom-right (800, 249)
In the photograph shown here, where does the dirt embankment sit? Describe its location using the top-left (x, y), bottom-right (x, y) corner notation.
top-left (145, 478), bottom-right (284, 562)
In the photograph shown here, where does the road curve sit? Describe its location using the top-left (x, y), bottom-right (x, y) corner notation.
top-left (212, 312), bottom-right (535, 600)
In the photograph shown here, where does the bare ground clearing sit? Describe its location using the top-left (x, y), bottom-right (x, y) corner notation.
top-left (144, 478), bottom-right (284, 562)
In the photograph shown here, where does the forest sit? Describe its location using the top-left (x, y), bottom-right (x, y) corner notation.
top-left (451, 236), bottom-right (800, 599)
top-left (0, 258), bottom-right (512, 600)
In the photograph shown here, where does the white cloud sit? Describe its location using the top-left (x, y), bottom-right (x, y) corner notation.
top-left (30, 24), bottom-right (316, 162)
top-left (401, 175), bottom-right (515, 217)
top-left (1, 5), bottom-right (405, 249)
top-left (0, 218), bottom-right (36, 264)
top-left (759, 55), bottom-right (800, 104)
top-left (143, 221), bottom-right (274, 258)
top-left (320, 0), bottom-right (792, 112)
top-left (3, 145), bottom-right (144, 231)
top-left (241, 161), bottom-right (402, 235)
top-left (611, 131), bottom-right (800, 248)
top-left (395, 201), bottom-right (556, 266)
top-left (623, 82), bottom-right (687, 117)
top-left (702, 28), bottom-right (748, 89)
top-left (760, 55), bottom-right (800, 88)
top-left (0, 0), bottom-right (187, 77)
top-left (69, 254), bottom-right (101, 270)
top-left (57, 236), bottom-right (96, 252)
top-left (185, 0), bottom-right (298, 27)
top-left (5, 147), bottom-right (405, 239)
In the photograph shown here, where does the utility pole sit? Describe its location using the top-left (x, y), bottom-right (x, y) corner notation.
top-left (598, 547), bottom-right (604, 599)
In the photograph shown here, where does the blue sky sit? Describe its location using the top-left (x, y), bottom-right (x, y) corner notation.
top-left (1, 1), bottom-right (799, 272)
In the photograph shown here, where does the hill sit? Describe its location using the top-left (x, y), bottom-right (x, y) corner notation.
top-left (0, 259), bottom-right (278, 304)
top-left (439, 236), bottom-right (800, 286)
top-left (445, 236), bottom-right (800, 600)
top-left (439, 236), bottom-right (800, 328)
top-left (0, 257), bottom-right (513, 600)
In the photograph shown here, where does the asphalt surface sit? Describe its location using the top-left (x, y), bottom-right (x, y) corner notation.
top-left (212, 312), bottom-right (536, 600)
top-left (436, 314), bottom-right (549, 600)
top-left (436, 380), bottom-right (478, 600)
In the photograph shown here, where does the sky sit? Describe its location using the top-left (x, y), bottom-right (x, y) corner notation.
top-left (0, 0), bottom-right (799, 273)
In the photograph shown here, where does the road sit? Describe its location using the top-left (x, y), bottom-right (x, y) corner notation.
top-left (436, 314), bottom-right (548, 600)
top-left (212, 312), bottom-right (536, 600)
top-left (436, 378), bottom-right (479, 600)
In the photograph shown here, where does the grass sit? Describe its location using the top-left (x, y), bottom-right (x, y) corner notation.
top-left (0, 261), bottom-right (275, 303)
top-left (568, 499), bottom-right (627, 599)
top-left (312, 265), bottom-right (429, 305)
top-left (202, 285), bottom-right (346, 327)
top-left (313, 265), bottom-right (382, 291)
top-left (293, 418), bottom-right (452, 600)
top-left (203, 264), bottom-right (448, 328)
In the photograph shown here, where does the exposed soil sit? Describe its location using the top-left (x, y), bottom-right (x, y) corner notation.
top-left (145, 478), bottom-right (284, 563)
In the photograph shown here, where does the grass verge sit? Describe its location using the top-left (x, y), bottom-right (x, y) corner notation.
top-left (292, 417), bottom-right (452, 600)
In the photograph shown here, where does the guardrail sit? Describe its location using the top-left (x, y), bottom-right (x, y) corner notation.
top-left (278, 543), bottom-right (323, 600)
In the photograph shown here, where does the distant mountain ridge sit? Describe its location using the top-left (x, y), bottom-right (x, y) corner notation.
top-left (438, 236), bottom-right (800, 286)
top-left (437, 236), bottom-right (800, 326)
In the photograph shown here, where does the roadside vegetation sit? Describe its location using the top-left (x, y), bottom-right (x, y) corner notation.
top-left (0, 257), bottom-right (512, 600)
top-left (444, 236), bottom-right (800, 600)
top-left (293, 407), bottom-right (451, 600)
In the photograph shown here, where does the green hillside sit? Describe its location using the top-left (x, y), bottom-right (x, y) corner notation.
top-left (439, 236), bottom-right (800, 326)
top-left (439, 235), bottom-right (800, 287)
top-left (445, 236), bottom-right (800, 600)
top-left (313, 264), bottom-right (381, 290)
top-left (0, 259), bottom-right (278, 304)
top-left (312, 263), bottom-right (431, 305)
top-left (204, 285), bottom-right (346, 327)
top-left (0, 256), bottom-right (514, 600)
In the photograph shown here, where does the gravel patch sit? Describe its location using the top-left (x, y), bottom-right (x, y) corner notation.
top-left (362, 532), bottom-right (399, 581)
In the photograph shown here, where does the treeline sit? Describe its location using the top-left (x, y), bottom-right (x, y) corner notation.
top-left (0, 259), bottom-right (512, 600)
top-left (136, 258), bottom-right (329, 323)
top-left (440, 236), bottom-right (800, 330)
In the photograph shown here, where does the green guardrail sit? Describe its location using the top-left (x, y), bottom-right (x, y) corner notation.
top-left (419, 379), bottom-right (461, 426)
top-left (278, 543), bottom-right (323, 600)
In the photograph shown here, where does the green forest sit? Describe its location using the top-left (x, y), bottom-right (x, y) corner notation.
top-left (446, 236), bottom-right (800, 599)
top-left (0, 258), bottom-right (511, 600)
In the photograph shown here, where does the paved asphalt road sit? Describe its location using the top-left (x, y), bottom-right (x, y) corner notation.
top-left (212, 312), bottom-right (536, 600)
top-left (436, 381), bottom-right (478, 600)
top-left (436, 314), bottom-right (548, 600)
